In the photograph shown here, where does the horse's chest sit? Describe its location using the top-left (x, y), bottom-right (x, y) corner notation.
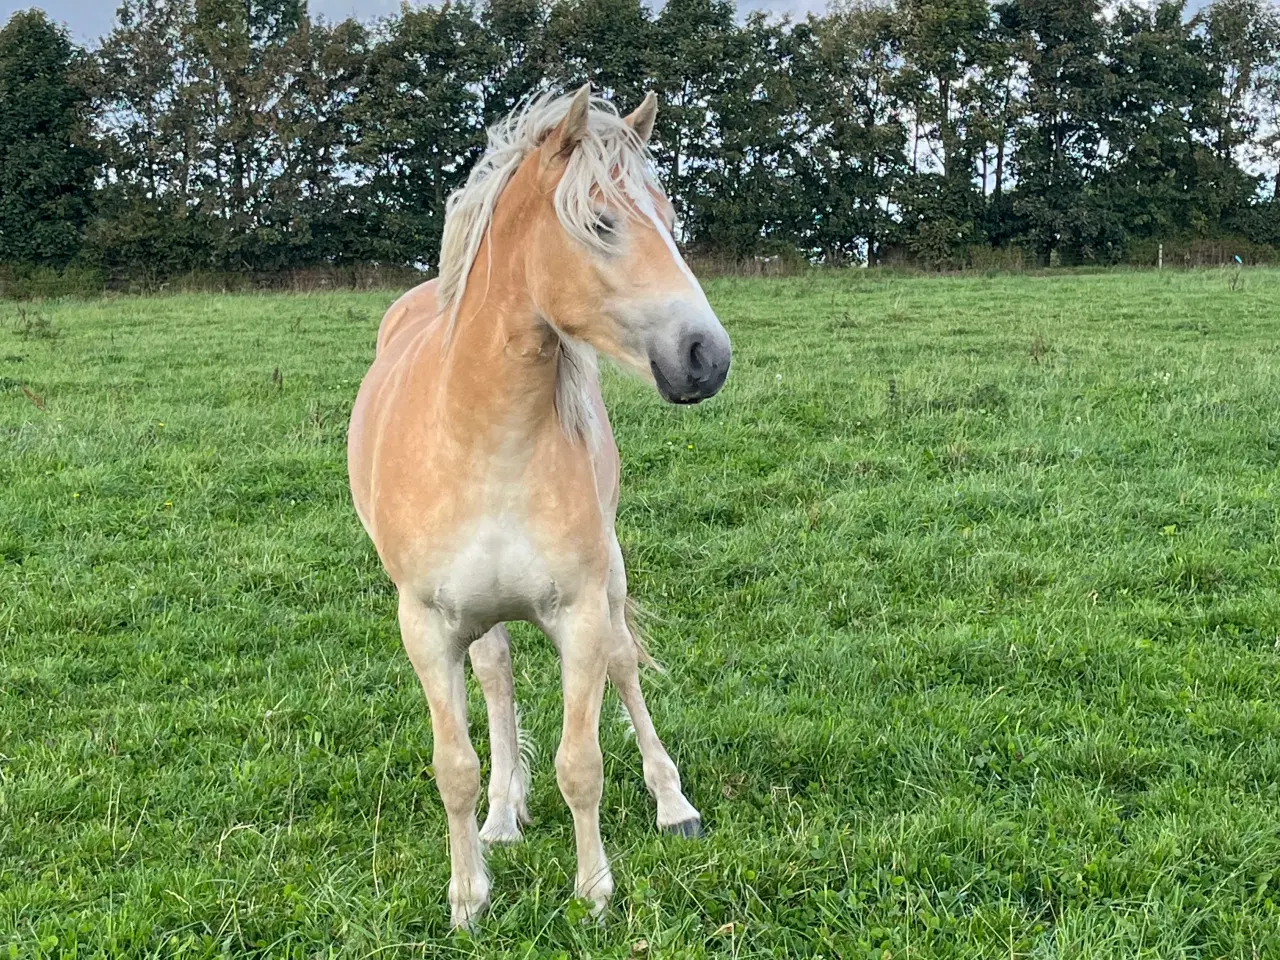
top-left (427, 515), bottom-right (589, 634)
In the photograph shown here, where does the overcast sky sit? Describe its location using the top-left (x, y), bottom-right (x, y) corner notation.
top-left (3, 0), bottom-right (824, 43)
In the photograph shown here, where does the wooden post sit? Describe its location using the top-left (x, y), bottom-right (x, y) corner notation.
top-left (1158, 243), bottom-right (1163, 270)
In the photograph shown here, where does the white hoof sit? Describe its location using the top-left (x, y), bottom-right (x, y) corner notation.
top-left (576, 869), bottom-right (614, 919)
top-left (479, 804), bottom-right (525, 845)
top-left (449, 876), bottom-right (490, 930)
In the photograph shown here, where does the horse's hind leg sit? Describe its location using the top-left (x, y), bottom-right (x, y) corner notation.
top-left (607, 608), bottom-right (702, 837)
top-left (469, 624), bottom-right (530, 844)
top-left (398, 593), bottom-right (488, 929)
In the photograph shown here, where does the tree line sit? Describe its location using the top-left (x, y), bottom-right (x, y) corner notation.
top-left (1, 0), bottom-right (1279, 284)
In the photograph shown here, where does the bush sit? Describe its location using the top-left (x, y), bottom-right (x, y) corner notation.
top-left (965, 245), bottom-right (1028, 273)
top-left (0, 264), bottom-right (105, 299)
top-left (686, 243), bottom-right (811, 277)
top-left (0, 264), bottom-right (426, 300)
top-left (1124, 235), bottom-right (1280, 267)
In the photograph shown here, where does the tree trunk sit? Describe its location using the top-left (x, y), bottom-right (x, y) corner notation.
top-left (939, 77), bottom-right (951, 179)
top-left (672, 133), bottom-right (681, 199)
top-left (994, 78), bottom-right (1009, 197)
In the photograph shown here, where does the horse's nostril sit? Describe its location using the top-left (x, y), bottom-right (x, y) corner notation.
top-left (688, 338), bottom-right (707, 372)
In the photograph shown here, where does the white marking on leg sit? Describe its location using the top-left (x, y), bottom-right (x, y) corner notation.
top-left (470, 625), bottom-right (530, 845)
top-left (607, 621), bottom-right (700, 831)
top-left (400, 596), bottom-right (489, 928)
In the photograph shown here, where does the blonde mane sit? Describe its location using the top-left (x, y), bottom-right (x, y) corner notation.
top-left (435, 89), bottom-right (663, 443)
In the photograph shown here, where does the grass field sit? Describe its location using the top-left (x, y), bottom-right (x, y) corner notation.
top-left (2, 270), bottom-right (1279, 958)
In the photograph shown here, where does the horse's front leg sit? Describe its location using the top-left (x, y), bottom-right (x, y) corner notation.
top-left (549, 597), bottom-right (613, 914)
top-left (398, 593), bottom-right (488, 929)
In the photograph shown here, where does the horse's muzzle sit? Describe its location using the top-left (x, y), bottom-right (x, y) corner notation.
top-left (650, 326), bottom-right (731, 404)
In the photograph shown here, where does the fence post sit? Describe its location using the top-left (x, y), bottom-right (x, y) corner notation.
top-left (1158, 243), bottom-right (1163, 270)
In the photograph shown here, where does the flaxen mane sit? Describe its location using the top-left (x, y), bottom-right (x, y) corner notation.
top-left (436, 90), bottom-right (663, 443)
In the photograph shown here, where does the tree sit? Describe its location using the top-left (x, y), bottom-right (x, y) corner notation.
top-left (649, 0), bottom-right (738, 231)
top-left (348, 3), bottom-right (490, 268)
top-left (543, 0), bottom-right (650, 103)
top-left (0, 10), bottom-right (97, 267)
top-left (1197, 0), bottom-right (1280, 166)
top-left (894, 0), bottom-right (992, 265)
top-left (480, 0), bottom-right (552, 121)
top-left (999, 0), bottom-right (1119, 264)
top-left (4, 0), bottom-right (1277, 279)
top-left (88, 0), bottom-right (213, 277)
top-left (180, 0), bottom-right (313, 269)
top-left (1187, 0), bottom-right (1280, 242)
top-left (270, 16), bottom-right (371, 265)
top-left (970, 14), bottom-right (1022, 247)
top-left (683, 11), bottom-right (812, 256)
top-left (1258, 50), bottom-right (1280, 200)
top-left (795, 3), bottom-right (909, 263)
top-left (898, 0), bottom-right (989, 181)
top-left (1095, 1), bottom-right (1246, 241)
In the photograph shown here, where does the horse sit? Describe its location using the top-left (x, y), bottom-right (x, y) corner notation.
top-left (347, 85), bottom-right (731, 928)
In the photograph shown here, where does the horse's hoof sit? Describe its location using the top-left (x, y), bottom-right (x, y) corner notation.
top-left (450, 900), bottom-right (487, 932)
top-left (662, 818), bottom-right (703, 838)
top-left (480, 807), bottom-right (525, 845)
top-left (449, 877), bottom-right (490, 930)
top-left (480, 825), bottom-right (524, 845)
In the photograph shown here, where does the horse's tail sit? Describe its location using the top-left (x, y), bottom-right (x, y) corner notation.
top-left (625, 596), bottom-right (665, 673)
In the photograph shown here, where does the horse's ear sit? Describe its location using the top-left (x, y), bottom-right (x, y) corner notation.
top-left (541, 84), bottom-right (592, 170)
top-left (625, 92), bottom-right (657, 144)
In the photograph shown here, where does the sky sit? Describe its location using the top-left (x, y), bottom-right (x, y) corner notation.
top-left (2, 0), bottom-right (822, 43)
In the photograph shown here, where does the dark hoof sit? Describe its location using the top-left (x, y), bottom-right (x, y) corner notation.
top-left (662, 818), bottom-right (703, 839)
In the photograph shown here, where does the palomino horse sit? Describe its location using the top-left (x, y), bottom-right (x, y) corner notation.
top-left (347, 85), bottom-right (731, 927)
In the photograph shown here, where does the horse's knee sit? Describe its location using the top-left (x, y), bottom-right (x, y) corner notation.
top-left (434, 744), bottom-right (481, 815)
top-left (556, 739), bottom-right (603, 808)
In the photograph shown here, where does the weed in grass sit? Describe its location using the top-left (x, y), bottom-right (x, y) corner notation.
top-left (10, 306), bottom-right (60, 341)
top-left (20, 385), bottom-right (45, 410)
top-left (1029, 334), bottom-right (1049, 363)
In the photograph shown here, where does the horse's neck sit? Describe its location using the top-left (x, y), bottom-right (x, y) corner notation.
top-left (441, 257), bottom-right (562, 446)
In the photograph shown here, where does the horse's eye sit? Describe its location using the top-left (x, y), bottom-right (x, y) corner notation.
top-left (593, 212), bottom-right (618, 238)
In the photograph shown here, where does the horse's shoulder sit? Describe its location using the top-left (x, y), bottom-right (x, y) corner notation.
top-left (377, 278), bottom-right (442, 357)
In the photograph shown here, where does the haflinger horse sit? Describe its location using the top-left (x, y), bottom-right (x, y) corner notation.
top-left (347, 85), bottom-right (731, 928)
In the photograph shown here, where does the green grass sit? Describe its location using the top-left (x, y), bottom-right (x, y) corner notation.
top-left (2, 270), bottom-right (1279, 958)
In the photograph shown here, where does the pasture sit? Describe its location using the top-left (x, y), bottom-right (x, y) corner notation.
top-left (2, 270), bottom-right (1279, 958)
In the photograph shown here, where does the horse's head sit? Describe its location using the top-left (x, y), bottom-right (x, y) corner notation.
top-left (513, 86), bottom-right (732, 405)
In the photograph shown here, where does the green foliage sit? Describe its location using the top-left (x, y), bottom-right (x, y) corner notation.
top-left (347, 3), bottom-right (491, 269)
top-left (0, 263), bottom-right (104, 299)
top-left (1238, 196), bottom-right (1280, 244)
top-left (4, 273), bottom-right (1280, 954)
top-left (1, 0), bottom-right (1280, 275)
top-left (0, 10), bottom-right (97, 268)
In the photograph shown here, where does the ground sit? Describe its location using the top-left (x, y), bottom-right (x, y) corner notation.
top-left (2, 270), bottom-right (1279, 958)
